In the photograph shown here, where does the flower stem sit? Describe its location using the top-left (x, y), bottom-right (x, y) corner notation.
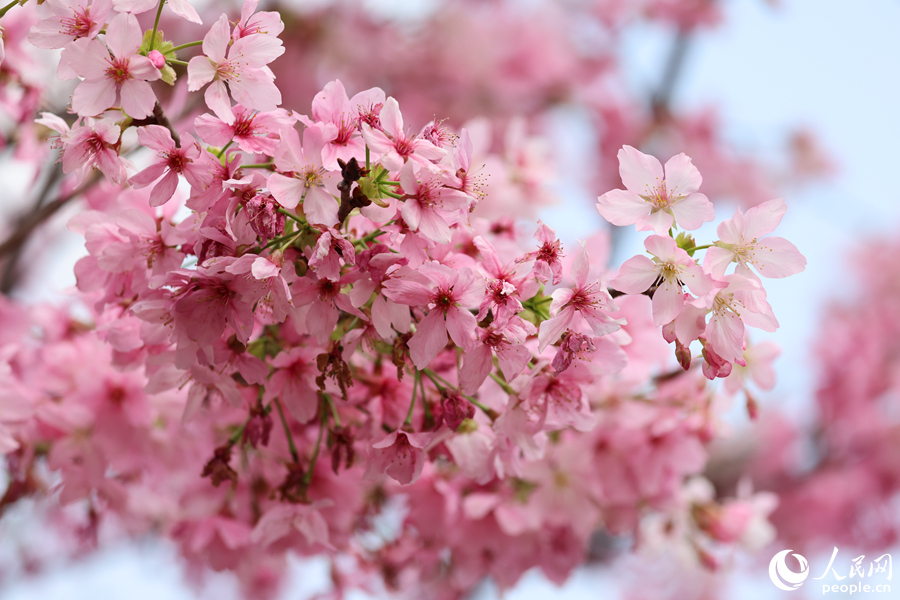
top-left (276, 207), bottom-right (305, 224)
top-left (243, 162), bottom-right (275, 169)
top-left (148, 0), bottom-right (166, 52)
top-left (489, 372), bottom-right (516, 395)
top-left (323, 392), bottom-right (341, 428)
top-left (404, 370), bottom-right (420, 425)
top-left (170, 40), bottom-right (203, 53)
top-left (303, 406), bottom-right (327, 486)
top-left (422, 369), bottom-right (493, 416)
top-left (273, 397), bottom-right (300, 462)
top-left (0, 0), bottom-right (20, 20)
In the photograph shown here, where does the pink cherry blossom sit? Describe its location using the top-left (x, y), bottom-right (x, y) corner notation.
top-left (37, 114), bottom-right (127, 184)
top-left (383, 263), bottom-right (484, 370)
top-left (194, 105), bottom-right (294, 155)
top-left (611, 234), bottom-right (719, 326)
top-left (362, 97), bottom-right (446, 172)
top-left (61, 13), bottom-right (160, 118)
top-left (520, 220), bottom-right (565, 285)
top-left (704, 198), bottom-right (807, 279)
top-left (128, 126), bottom-right (212, 207)
top-left (267, 124), bottom-right (340, 226)
top-left (597, 145), bottom-right (715, 234)
top-left (398, 161), bottom-right (470, 245)
top-left (537, 244), bottom-right (624, 352)
top-left (704, 273), bottom-right (778, 365)
top-left (363, 429), bottom-right (431, 486)
top-left (187, 15), bottom-right (285, 124)
top-left (28, 0), bottom-right (112, 50)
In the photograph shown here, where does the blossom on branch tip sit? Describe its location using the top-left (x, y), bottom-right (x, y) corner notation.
top-left (597, 145), bottom-right (714, 234)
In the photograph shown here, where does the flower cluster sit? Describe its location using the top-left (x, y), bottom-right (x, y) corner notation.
top-left (0, 1), bottom-right (808, 598)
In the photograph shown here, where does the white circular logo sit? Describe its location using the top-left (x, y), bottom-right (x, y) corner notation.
top-left (769, 549), bottom-right (810, 592)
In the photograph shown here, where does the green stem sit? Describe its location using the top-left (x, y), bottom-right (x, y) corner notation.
top-left (323, 392), bottom-right (341, 428)
top-left (380, 189), bottom-right (405, 200)
top-left (685, 244), bottom-right (712, 252)
top-left (273, 397), bottom-right (300, 462)
top-left (262, 231), bottom-right (300, 251)
top-left (404, 370), bottom-right (420, 425)
top-left (489, 372), bottom-right (516, 395)
top-left (0, 0), bottom-right (20, 19)
top-left (303, 409), bottom-right (326, 486)
top-left (276, 207), bottom-right (305, 224)
top-left (213, 140), bottom-right (233, 160)
top-left (243, 162), bottom-right (275, 169)
top-left (228, 419), bottom-right (249, 445)
top-left (148, 0), bottom-right (166, 52)
top-left (422, 369), bottom-right (493, 416)
top-left (365, 146), bottom-right (370, 170)
top-left (170, 40), bottom-right (203, 53)
top-left (167, 59), bottom-right (188, 66)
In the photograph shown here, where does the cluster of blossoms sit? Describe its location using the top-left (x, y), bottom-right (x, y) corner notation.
top-left (0, 0), bottom-right (815, 598)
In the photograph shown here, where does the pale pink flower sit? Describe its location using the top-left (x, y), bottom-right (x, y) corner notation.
top-left (383, 263), bottom-right (484, 370)
top-left (300, 79), bottom-right (385, 170)
top-left (308, 227), bottom-right (356, 282)
top-left (187, 15), bottom-right (284, 124)
top-left (233, 0), bottom-right (285, 40)
top-left (611, 234), bottom-right (718, 326)
top-left (596, 145), bottom-right (714, 234)
top-left (537, 244), bottom-right (624, 352)
top-left (267, 125), bottom-right (340, 226)
top-left (264, 347), bottom-right (320, 424)
top-left (362, 97), bottom-right (446, 172)
top-left (459, 318), bottom-right (533, 395)
top-left (112, 0), bottom-right (201, 24)
top-left (520, 221), bottom-right (564, 285)
top-left (363, 429), bottom-right (431, 486)
top-left (251, 501), bottom-right (333, 548)
top-left (194, 105), bottom-right (294, 155)
top-left (724, 340), bottom-right (780, 393)
top-left (473, 236), bottom-right (538, 327)
top-left (398, 161), bottom-right (470, 245)
top-left (704, 273), bottom-right (778, 365)
top-left (28, 0), bottom-right (112, 49)
top-left (38, 114), bottom-right (127, 184)
top-left (704, 198), bottom-right (807, 279)
top-left (128, 126), bottom-right (212, 207)
top-left (61, 13), bottom-right (160, 118)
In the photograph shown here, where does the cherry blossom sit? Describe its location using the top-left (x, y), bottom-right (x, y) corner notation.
top-left (61, 12), bottom-right (160, 118)
top-left (597, 145), bottom-right (715, 234)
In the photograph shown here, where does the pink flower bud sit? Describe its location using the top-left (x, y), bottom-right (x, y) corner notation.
top-left (148, 49), bottom-right (166, 69)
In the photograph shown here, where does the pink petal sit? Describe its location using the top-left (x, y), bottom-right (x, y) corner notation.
top-left (496, 344), bottom-right (531, 382)
top-left (663, 152), bottom-right (702, 197)
top-left (302, 186), bottom-right (339, 227)
top-left (187, 56), bottom-right (216, 91)
top-left (120, 79), bottom-right (156, 119)
top-left (459, 344), bottom-right (493, 395)
top-left (167, 0), bottom-right (203, 24)
top-left (618, 145), bottom-right (663, 194)
top-left (445, 306), bottom-right (476, 351)
top-left (408, 310), bottom-right (448, 370)
top-left (72, 79), bottom-right (117, 116)
top-left (105, 12), bottom-right (141, 59)
top-left (703, 246), bottom-right (735, 279)
top-left (537, 308), bottom-right (573, 353)
top-left (748, 236), bottom-right (806, 278)
top-left (203, 14), bottom-right (230, 63)
top-left (611, 255), bottom-right (659, 294)
top-left (670, 192), bottom-right (714, 231)
top-left (230, 72), bottom-right (281, 114)
top-left (379, 97), bottom-right (403, 137)
top-left (742, 198), bottom-right (787, 240)
top-left (205, 80), bottom-right (234, 124)
top-left (596, 189), bottom-right (647, 227)
top-left (149, 170), bottom-right (179, 207)
top-left (636, 207), bottom-right (674, 235)
top-left (651, 280), bottom-right (684, 326)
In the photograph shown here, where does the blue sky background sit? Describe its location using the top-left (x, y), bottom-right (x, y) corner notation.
top-left (3, 0), bottom-right (900, 598)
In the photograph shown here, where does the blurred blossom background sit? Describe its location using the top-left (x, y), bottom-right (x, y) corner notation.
top-left (1, 0), bottom-right (899, 598)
